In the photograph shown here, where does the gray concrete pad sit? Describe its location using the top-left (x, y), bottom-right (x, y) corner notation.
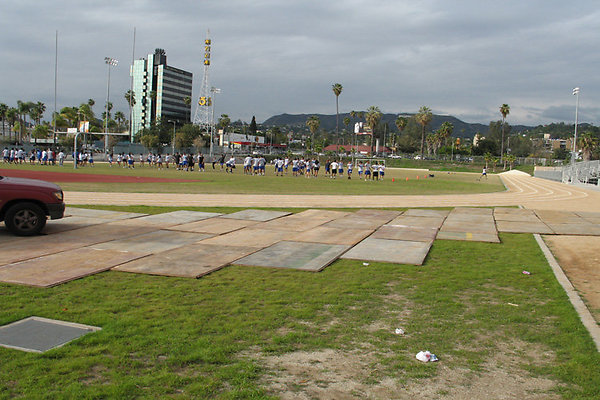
top-left (403, 209), bottom-right (449, 218)
top-left (441, 220), bottom-right (498, 234)
top-left (65, 207), bottom-right (146, 220)
top-left (354, 209), bottom-right (402, 221)
top-left (322, 215), bottom-right (390, 230)
top-left (290, 226), bottom-right (374, 245)
top-left (0, 224), bottom-right (155, 265)
top-left (496, 220), bottom-right (554, 234)
top-left (341, 238), bottom-right (432, 265)
top-left (293, 209), bottom-right (350, 220)
top-left (257, 215), bottom-right (331, 232)
top-left (0, 316), bottom-right (101, 353)
top-left (388, 215), bottom-right (445, 229)
top-left (168, 217), bottom-right (259, 235)
top-left (221, 209), bottom-right (291, 222)
top-left (0, 248), bottom-right (146, 287)
top-left (545, 223), bottom-right (600, 236)
top-left (198, 228), bottom-right (287, 248)
top-left (493, 208), bottom-right (541, 222)
top-left (451, 207), bottom-right (494, 216)
top-left (436, 231), bottom-right (500, 243)
top-left (91, 230), bottom-right (212, 255)
top-left (113, 243), bottom-right (257, 278)
top-left (41, 216), bottom-right (110, 234)
top-left (373, 225), bottom-right (438, 242)
top-left (535, 210), bottom-right (585, 224)
top-left (117, 211), bottom-right (221, 227)
top-left (234, 240), bottom-right (349, 271)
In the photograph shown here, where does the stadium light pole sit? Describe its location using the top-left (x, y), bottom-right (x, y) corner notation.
top-left (571, 87), bottom-right (580, 170)
top-left (104, 57), bottom-right (118, 152)
top-left (209, 87), bottom-right (221, 158)
top-left (168, 120), bottom-right (176, 154)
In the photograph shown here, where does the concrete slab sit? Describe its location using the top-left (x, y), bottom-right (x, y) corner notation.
top-left (91, 230), bottom-right (212, 255)
top-left (546, 223), bottom-right (600, 236)
top-left (373, 225), bottom-right (438, 242)
top-left (116, 211), bottom-right (221, 227)
top-left (291, 226), bottom-right (373, 245)
top-left (0, 224), bottom-right (155, 265)
top-left (441, 220), bottom-right (498, 234)
top-left (322, 215), bottom-right (390, 230)
top-left (0, 248), bottom-right (146, 287)
top-left (293, 209), bottom-right (350, 220)
top-left (496, 220), bottom-right (554, 234)
top-left (535, 210), bottom-right (585, 224)
top-left (574, 211), bottom-right (600, 220)
top-left (221, 209), bottom-right (291, 222)
top-left (41, 216), bottom-right (110, 234)
top-left (113, 243), bottom-right (257, 278)
top-left (257, 215), bottom-right (331, 232)
top-left (168, 217), bottom-right (259, 235)
top-left (403, 209), bottom-right (449, 218)
top-left (493, 208), bottom-right (541, 222)
top-left (451, 207), bottom-right (494, 216)
top-left (388, 215), bottom-right (445, 229)
top-left (341, 238), bottom-right (432, 265)
top-left (197, 228), bottom-right (287, 248)
top-left (234, 241), bottom-right (349, 271)
top-left (436, 231), bottom-right (500, 243)
top-left (354, 209), bottom-right (402, 221)
top-left (65, 207), bottom-right (145, 220)
top-left (0, 316), bottom-right (101, 353)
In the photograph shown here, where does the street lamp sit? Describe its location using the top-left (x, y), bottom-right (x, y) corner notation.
top-left (210, 87), bottom-right (221, 158)
top-left (168, 120), bottom-right (176, 154)
top-left (104, 57), bottom-right (118, 152)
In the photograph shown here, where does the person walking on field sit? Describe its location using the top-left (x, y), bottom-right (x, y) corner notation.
top-left (479, 166), bottom-right (487, 181)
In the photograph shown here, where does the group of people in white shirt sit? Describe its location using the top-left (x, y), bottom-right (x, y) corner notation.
top-left (3, 147), bottom-right (66, 166)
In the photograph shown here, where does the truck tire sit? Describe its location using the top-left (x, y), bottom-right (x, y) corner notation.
top-left (4, 202), bottom-right (47, 236)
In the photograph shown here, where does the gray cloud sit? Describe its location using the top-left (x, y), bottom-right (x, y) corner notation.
top-left (1, 0), bottom-right (599, 126)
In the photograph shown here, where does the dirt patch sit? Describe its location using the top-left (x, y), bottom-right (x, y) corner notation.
top-left (543, 235), bottom-right (600, 321)
top-left (0, 168), bottom-right (197, 183)
top-left (244, 338), bottom-right (560, 399)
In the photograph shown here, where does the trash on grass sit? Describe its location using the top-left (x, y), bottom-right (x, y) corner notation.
top-left (362, 262), bottom-right (370, 266)
top-left (395, 328), bottom-right (405, 335)
top-left (507, 303), bottom-right (519, 307)
top-left (416, 350), bottom-right (438, 362)
top-left (522, 270), bottom-right (531, 275)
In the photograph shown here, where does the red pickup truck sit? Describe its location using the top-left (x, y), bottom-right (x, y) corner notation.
top-left (0, 175), bottom-right (65, 236)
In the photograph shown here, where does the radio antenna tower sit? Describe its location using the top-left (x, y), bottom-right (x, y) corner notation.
top-left (193, 30), bottom-right (212, 133)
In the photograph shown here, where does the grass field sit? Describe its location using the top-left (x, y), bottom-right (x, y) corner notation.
top-left (0, 162), bottom-right (505, 195)
top-left (0, 206), bottom-right (598, 399)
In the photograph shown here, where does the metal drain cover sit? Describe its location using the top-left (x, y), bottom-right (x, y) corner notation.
top-left (0, 316), bottom-right (101, 353)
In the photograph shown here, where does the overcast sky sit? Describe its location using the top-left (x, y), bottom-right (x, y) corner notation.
top-left (2, 0), bottom-right (599, 126)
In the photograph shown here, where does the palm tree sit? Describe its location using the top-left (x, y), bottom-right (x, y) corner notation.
top-left (499, 104), bottom-right (510, 165)
top-left (183, 96), bottom-right (192, 122)
top-left (114, 111), bottom-right (125, 131)
top-left (219, 114), bottom-right (231, 133)
top-left (365, 106), bottom-right (382, 156)
top-left (415, 106), bottom-right (433, 160)
top-left (332, 83), bottom-right (343, 145)
top-left (306, 115), bottom-right (320, 153)
top-left (0, 103), bottom-right (7, 137)
top-left (88, 99), bottom-right (95, 107)
top-left (343, 117), bottom-right (350, 145)
top-left (6, 107), bottom-right (17, 141)
top-left (578, 132), bottom-right (598, 161)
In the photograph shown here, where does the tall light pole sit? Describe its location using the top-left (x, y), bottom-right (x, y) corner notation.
top-left (572, 87), bottom-right (580, 169)
top-left (104, 57), bottom-right (118, 152)
top-left (168, 120), bottom-right (176, 154)
top-left (209, 87), bottom-right (221, 158)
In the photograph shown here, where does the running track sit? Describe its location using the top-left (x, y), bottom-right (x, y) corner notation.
top-left (64, 170), bottom-right (600, 213)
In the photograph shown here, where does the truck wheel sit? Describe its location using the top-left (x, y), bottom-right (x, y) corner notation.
top-left (5, 202), bottom-right (47, 236)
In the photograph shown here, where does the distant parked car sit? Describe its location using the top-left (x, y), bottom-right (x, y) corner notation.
top-left (413, 155), bottom-right (422, 160)
top-left (0, 175), bottom-right (65, 236)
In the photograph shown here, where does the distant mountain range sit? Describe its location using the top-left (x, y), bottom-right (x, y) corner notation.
top-left (262, 113), bottom-right (534, 138)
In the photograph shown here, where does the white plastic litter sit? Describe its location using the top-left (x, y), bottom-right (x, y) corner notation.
top-left (362, 262), bottom-right (370, 266)
top-left (395, 328), bottom-right (405, 335)
top-left (416, 350), bottom-right (438, 362)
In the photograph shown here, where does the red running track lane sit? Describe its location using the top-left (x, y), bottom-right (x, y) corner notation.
top-left (0, 169), bottom-right (201, 184)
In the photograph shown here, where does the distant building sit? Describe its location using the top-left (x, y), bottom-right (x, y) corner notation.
top-left (131, 48), bottom-right (192, 136)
